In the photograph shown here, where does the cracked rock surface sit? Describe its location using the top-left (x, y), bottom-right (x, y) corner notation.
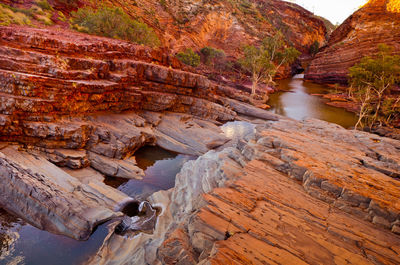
top-left (88, 118), bottom-right (400, 265)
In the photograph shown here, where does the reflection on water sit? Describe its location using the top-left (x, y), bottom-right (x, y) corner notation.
top-left (0, 146), bottom-right (195, 264)
top-left (118, 146), bottom-right (196, 199)
top-left (0, 209), bottom-right (110, 265)
top-left (269, 74), bottom-right (358, 128)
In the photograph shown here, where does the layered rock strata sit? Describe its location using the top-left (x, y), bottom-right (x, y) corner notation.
top-left (88, 118), bottom-right (400, 264)
top-left (0, 25), bottom-right (281, 241)
top-left (0, 145), bottom-right (134, 240)
top-left (305, 0), bottom-right (400, 84)
top-left (105, 0), bottom-right (327, 55)
top-left (0, 26), bottom-right (241, 146)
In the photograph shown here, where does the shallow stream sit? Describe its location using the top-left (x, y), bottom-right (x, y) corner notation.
top-left (269, 74), bottom-right (358, 128)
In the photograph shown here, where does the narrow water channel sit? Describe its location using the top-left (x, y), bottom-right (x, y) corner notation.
top-left (0, 146), bottom-right (195, 265)
top-left (269, 74), bottom-right (358, 128)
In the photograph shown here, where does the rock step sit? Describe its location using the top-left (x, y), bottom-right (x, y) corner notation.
top-left (0, 26), bottom-right (180, 67)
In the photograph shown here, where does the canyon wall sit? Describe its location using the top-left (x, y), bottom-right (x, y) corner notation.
top-left (0, 26), bottom-right (242, 148)
top-left (0, 25), bottom-right (279, 240)
top-left (305, 0), bottom-right (400, 84)
top-left (105, 0), bottom-right (327, 56)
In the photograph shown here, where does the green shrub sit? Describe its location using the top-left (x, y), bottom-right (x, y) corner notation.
top-left (0, 4), bottom-right (31, 26)
top-left (349, 44), bottom-right (400, 128)
top-left (35, 0), bottom-right (53, 11)
top-left (176, 49), bottom-right (200, 67)
top-left (309, 41), bottom-right (319, 56)
top-left (200, 47), bottom-right (225, 66)
top-left (71, 6), bottom-right (160, 47)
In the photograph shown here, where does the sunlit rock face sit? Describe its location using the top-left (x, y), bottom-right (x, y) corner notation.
top-left (87, 118), bottom-right (400, 265)
top-left (104, 0), bottom-right (328, 56)
top-left (305, 0), bottom-right (400, 84)
top-left (0, 26), bottom-right (241, 147)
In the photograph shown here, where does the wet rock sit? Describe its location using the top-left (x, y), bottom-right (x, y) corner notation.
top-left (115, 201), bottom-right (158, 235)
top-left (88, 117), bottom-right (400, 264)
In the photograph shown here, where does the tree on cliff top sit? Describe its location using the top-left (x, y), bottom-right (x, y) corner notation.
top-left (349, 44), bottom-right (400, 128)
top-left (239, 32), bottom-right (300, 96)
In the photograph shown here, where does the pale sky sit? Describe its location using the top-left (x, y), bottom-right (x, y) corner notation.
top-left (289, 0), bottom-right (367, 25)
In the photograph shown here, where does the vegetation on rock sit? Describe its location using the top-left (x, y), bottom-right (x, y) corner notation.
top-left (239, 32), bottom-right (300, 96)
top-left (176, 48), bottom-right (201, 67)
top-left (71, 5), bottom-right (160, 47)
top-left (0, 1), bottom-right (54, 26)
top-left (309, 40), bottom-right (320, 57)
top-left (349, 44), bottom-right (400, 128)
top-left (200, 47), bottom-right (225, 66)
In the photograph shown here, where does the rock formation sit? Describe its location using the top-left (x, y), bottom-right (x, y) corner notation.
top-left (87, 117), bottom-right (400, 265)
top-left (0, 25), bottom-right (279, 241)
top-left (0, 7), bottom-right (399, 264)
top-left (85, 0), bottom-right (328, 56)
top-left (305, 0), bottom-right (400, 84)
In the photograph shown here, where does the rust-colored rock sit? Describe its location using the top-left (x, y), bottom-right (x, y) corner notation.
top-left (104, 0), bottom-right (327, 56)
top-left (0, 26), bottom-right (242, 148)
top-left (88, 118), bottom-right (400, 265)
top-left (305, 0), bottom-right (400, 84)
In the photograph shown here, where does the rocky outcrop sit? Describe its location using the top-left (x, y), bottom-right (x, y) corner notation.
top-left (96, 0), bottom-right (328, 56)
top-left (0, 25), bottom-right (285, 241)
top-left (0, 26), bottom-right (245, 148)
top-left (87, 117), bottom-right (400, 264)
top-left (305, 0), bottom-right (400, 84)
top-left (0, 145), bottom-right (134, 240)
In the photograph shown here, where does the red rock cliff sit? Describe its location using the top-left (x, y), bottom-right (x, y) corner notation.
top-left (305, 0), bottom-right (400, 84)
top-left (105, 0), bottom-right (327, 56)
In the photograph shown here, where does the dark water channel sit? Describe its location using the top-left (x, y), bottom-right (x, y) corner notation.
top-left (0, 146), bottom-right (195, 265)
top-left (269, 74), bottom-right (358, 128)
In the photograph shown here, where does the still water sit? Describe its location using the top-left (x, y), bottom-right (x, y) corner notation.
top-left (0, 146), bottom-right (195, 265)
top-left (269, 74), bottom-right (358, 128)
top-left (0, 209), bottom-right (109, 265)
top-left (115, 146), bottom-right (195, 199)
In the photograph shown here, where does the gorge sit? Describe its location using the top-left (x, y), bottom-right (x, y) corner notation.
top-left (0, 0), bottom-right (399, 265)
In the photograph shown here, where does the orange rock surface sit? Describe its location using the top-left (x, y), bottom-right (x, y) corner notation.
top-left (305, 0), bottom-right (400, 84)
top-left (104, 0), bottom-right (327, 56)
top-left (88, 118), bottom-right (400, 265)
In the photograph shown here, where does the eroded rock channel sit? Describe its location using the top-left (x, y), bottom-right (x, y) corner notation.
top-left (0, 26), bottom-right (399, 265)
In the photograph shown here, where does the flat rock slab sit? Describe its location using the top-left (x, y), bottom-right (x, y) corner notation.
top-left (155, 112), bottom-right (230, 156)
top-left (0, 146), bottom-right (134, 240)
top-left (198, 160), bottom-right (400, 264)
top-left (88, 152), bottom-right (144, 179)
